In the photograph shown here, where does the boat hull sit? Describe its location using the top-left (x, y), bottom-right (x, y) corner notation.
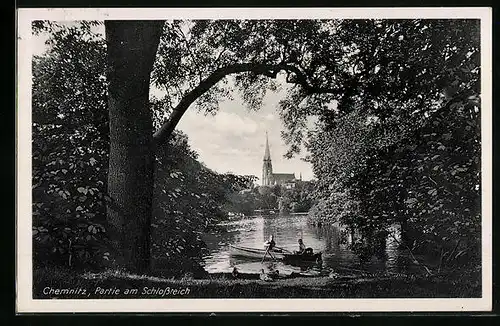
top-left (283, 252), bottom-right (322, 262)
top-left (229, 245), bottom-right (322, 263)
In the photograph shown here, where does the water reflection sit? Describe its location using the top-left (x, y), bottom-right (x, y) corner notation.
top-left (202, 214), bottom-right (426, 275)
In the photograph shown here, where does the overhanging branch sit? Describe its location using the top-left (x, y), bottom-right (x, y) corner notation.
top-left (152, 62), bottom-right (343, 147)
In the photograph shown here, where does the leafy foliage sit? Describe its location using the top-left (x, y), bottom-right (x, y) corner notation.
top-left (279, 181), bottom-right (317, 213)
top-left (306, 19), bottom-right (481, 271)
top-left (151, 131), bottom-right (222, 275)
top-left (32, 22), bottom-right (110, 269)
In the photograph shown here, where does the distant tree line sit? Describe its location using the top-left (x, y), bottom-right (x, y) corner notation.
top-left (225, 181), bottom-right (317, 215)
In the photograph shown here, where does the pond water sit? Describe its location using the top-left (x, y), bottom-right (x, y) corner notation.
top-left (201, 214), bottom-right (432, 276)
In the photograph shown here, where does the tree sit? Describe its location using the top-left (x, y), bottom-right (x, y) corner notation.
top-left (279, 180), bottom-right (316, 213)
top-left (151, 130), bottom-right (230, 276)
top-left (104, 21), bottom-right (164, 272)
top-left (306, 19), bottom-right (481, 271)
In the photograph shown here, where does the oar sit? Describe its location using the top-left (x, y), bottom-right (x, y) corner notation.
top-left (274, 246), bottom-right (292, 254)
top-left (261, 247), bottom-right (270, 263)
top-left (261, 246), bottom-right (291, 263)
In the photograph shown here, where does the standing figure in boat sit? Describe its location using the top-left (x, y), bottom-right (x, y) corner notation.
top-left (265, 235), bottom-right (276, 250)
top-left (264, 235), bottom-right (276, 259)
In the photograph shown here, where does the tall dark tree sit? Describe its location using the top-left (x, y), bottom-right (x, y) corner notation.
top-left (105, 21), bottom-right (164, 272)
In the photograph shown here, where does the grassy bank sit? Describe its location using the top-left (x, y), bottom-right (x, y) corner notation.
top-left (33, 266), bottom-right (481, 299)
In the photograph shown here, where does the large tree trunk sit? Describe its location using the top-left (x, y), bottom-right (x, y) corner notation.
top-left (105, 20), bottom-right (163, 273)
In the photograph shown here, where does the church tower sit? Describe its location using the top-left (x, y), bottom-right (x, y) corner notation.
top-left (262, 131), bottom-right (273, 186)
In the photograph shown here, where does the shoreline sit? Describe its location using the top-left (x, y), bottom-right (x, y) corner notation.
top-left (32, 266), bottom-right (481, 299)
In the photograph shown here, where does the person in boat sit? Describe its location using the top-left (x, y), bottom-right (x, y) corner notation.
top-left (264, 235), bottom-right (276, 259)
top-left (297, 239), bottom-right (306, 254)
top-left (296, 239), bottom-right (314, 255)
top-left (265, 235), bottom-right (276, 250)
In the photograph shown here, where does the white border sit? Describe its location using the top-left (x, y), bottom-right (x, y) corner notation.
top-left (16, 7), bottom-right (493, 313)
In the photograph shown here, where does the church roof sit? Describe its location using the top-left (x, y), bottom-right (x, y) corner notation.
top-left (272, 173), bottom-right (296, 181)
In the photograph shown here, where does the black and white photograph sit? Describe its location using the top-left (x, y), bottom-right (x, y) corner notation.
top-left (16, 8), bottom-right (492, 313)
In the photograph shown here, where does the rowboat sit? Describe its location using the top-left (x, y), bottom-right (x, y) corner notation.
top-left (229, 245), bottom-right (322, 263)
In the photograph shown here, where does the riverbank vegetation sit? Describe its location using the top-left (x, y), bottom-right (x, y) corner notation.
top-left (31, 19), bottom-right (482, 297)
top-left (305, 19), bottom-right (481, 276)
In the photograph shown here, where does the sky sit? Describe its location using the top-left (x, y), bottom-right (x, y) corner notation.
top-left (172, 81), bottom-right (315, 181)
top-left (31, 24), bottom-right (315, 182)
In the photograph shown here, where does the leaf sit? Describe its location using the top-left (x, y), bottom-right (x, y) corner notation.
top-left (77, 187), bottom-right (87, 194)
top-left (405, 198), bottom-right (417, 204)
top-left (427, 189), bottom-right (437, 196)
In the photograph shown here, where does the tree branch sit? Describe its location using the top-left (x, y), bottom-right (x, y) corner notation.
top-left (176, 25), bottom-right (203, 82)
top-left (152, 62), bottom-right (344, 147)
top-left (214, 47), bottom-right (228, 67)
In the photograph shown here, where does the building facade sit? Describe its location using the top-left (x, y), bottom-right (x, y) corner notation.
top-left (261, 132), bottom-right (301, 188)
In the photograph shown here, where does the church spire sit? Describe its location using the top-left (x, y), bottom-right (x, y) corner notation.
top-left (264, 131), bottom-right (271, 160)
top-left (262, 131), bottom-right (273, 186)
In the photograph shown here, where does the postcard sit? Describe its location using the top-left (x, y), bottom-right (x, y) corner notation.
top-left (16, 7), bottom-right (492, 313)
